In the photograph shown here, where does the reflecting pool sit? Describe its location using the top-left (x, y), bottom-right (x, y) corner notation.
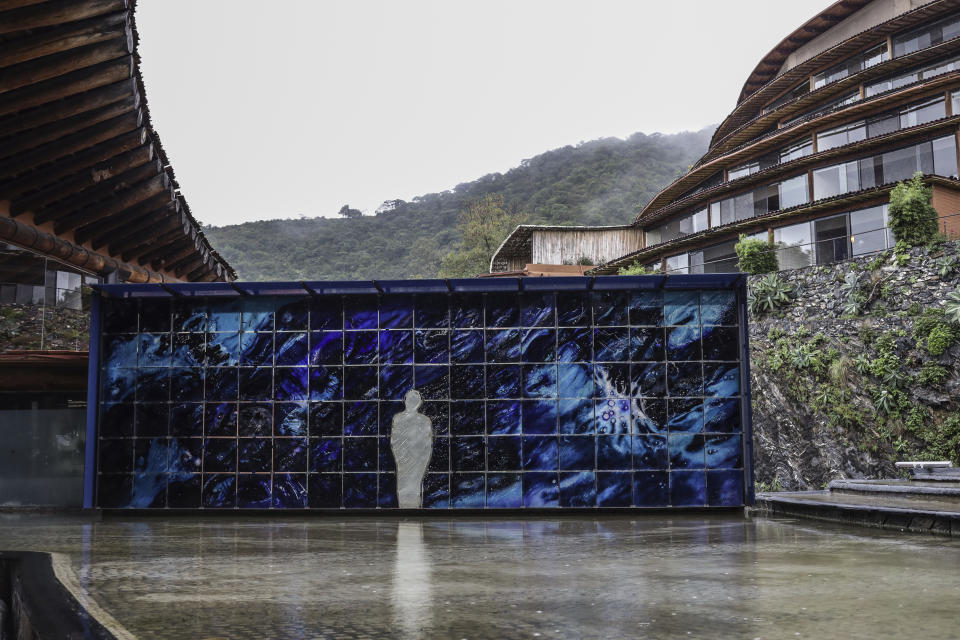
top-left (0, 514), bottom-right (957, 639)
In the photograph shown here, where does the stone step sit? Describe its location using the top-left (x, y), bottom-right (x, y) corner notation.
top-left (827, 479), bottom-right (960, 505)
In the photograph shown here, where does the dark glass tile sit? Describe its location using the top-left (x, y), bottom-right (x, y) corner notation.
top-left (239, 332), bottom-right (273, 366)
top-left (343, 366), bottom-right (378, 400)
top-left (171, 333), bottom-right (205, 367)
top-left (239, 367), bottom-right (272, 401)
top-left (632, 435), bottom-right (668, 470)
top-left (595, 328), bottom-right (629, 362)
top-left (487, 400), bottom-right (521, 435)
top-left (276, 298), bottom-right (309, 331)
top-left (668, 362), bottom-right (703, 397)
top-left (452, 436), bottom-right (485, 471)
top-left (667, 399), bottom-right (704, 433)
top-left (274, 438), bottom-right (308, 472)
top-left (308, 473), bottom-right (342, 508)
top-left (558, 398), bottom-right (594, 435)
top-left (139, 299), bottom-right (171, 333)
top-left (632, 363), bottom-right (666, 398)
top-left (379, 401), bottom-right (403, 437)
top-left (207, 300), bottom-right (242, 332)
top-left (309, 437), bottom-right (342, 472)
top-left (343, 473), bottom-right (378, 508)
top-left (450, 365), bottom-right (484, 399)
top-left (344, 331), bottom-right (378, 365)
top-left (664, 291), bottom-right (700, 326)
top-left (167, 473), bottom-right (201, 508)
top-left (237, 474), bottom-right (272, 508)
top-left (522, 400), bottom-right (557, 435)
top-left (344, 295), bottom-right (378, 330)
top-left (702, 326), bottom-right (739, 361)
top-left (594, 363), bottom-right (630, 398)
top-left (670, 470), bottom-right (706, 506)
top-left (99, 439), bottom-right (133, 473)
top-left (309, 366), bottom-right (342, 401)
top-left (101, 403), bottom-right (134, 438)
top-left (557, 292), bottom-right (590, 327)
top-left (486, 293), bottom-right (519, 328)
top-left (450, 329), bottom-right (484, 363)
top-left (704, 398), bottom-right (741, 433)
top-left (309, 331), bottom-right (343, 365)
top-left (343, 437), bottom-right (378, 471)
top-left (450, 293), bottom-right (483, 328)
top-left (558, 471), bottom-right (596, 507)
top-left (451, 401), bottom-right (485, 435)
top-left (427, 437), bottom-right (450, 472)
top-left (556, 364), bottom-right (594, 400)
top-left (344, 402), bottom-right (378, 436)
top-left (557, 327), bottom-right (592, 362)
top-left (597, 472), bottom-right (632, 507)
top-left (667, 326), bottom-right (701, 361)
top-left (137, 368), bottom-right (169, 402)
top-left (204, 403), bottom-right (236, 437)
top-left (633, 399), bottom-right (667, 434)
top-left (170, 368), bottom-right (203, 403)
top-left (629, 327), bottom-right (665, 361)
top-left (378, 437), bottom-right (396, 473)
top-left (707, 469), bottom-right (744, 506)
top-left (415, 294), bottom-right (450, 329)
top-left (634, 471), bottom-right (669, 506)
top-left (486, 473), bottom-right (522, 508)
top-left (414, 365), bottom-right (449, 400)
top-left (241, 299), bottom-right (274, 332)
top-left (202, 474), bottom-right (236, 508)
top-left (380, 330), bottom-right (413, 364)
top-left (592, 291), bottom-right (629, 327)
top-left (273, 473), bottom-right (307, 508)
top-left (669, 433), bottom-right (705, 469)
top-left (129, 476), bottom-right (163, 510)
top-left (629, 291), bottom-right (664, 327)
top-left (422, 473), bottom-right (450, 508)
top-left (704, 363), bottom-right (740, 397)
top-left (521, 292), bottom-right (555, 327)
top-left (422, 401), bottom-right (449, 436)
top-left (204, 438), bottom-right (237, 473)
top-left (380, 295), bottom-right (413, 329)
top-left (168, 438), bottom-right (202, 473)
top-left (596, 434), bottom-right (631, 470)
top-left (102, 334), bottom-right (137, 368)
top-left (522, 329), bottom-right (556, 362)
top-left (206, 332), bottom-right (239, 366)
top-left (276, 332), bottom-right (309, 366)
top-left (238, 438), bottom-right (272, 472)
top-left (701, 290), bottom-right (738, 326)
top-left (169, 402), bottom-right (204, 438)
top-left (274, 403), bottom-right (307, 436)
top-left (310, 296), bottom-right (343, 331)
top-left (487, 364), bottom-right (521, 399)
top-left (102, 299), bottom-right (138, 334)
top-left (559, 435), bottom-right (595, 470)
top-left (237, 403), bottom-right (272, 437)
top-left (485, 329), bottom-right (520, 363)
top-left (135, 403), bottom-right (168, 438)
top-left (101, 368), bottom-right (135, 403)
top-left (205, 367), bottom-right (238, 401)
top-left (451, 473), bottom-right (485, 508)
top-left (705, 434), bottom-right (742, 469)
top-left (595, 398), bottom-right (631, 434)
top-left (488, 436), bottom-right (521, 471)
top-left (523, 472), bottom-right (559, 507)
top-left (523, 364), bottom-right (557, 399)
top-left (134, 438), bottom-right (168, 473)
top-left (379, 366), bottom-right (413, 400)
top-left (378, 473), bottom-right (398, 508)
top-left (522, 435), bottom-right (558, 470)
top-left (97, 474), bottom-right (133, 508)
top-left (309, 402), bottom-right (344, 437)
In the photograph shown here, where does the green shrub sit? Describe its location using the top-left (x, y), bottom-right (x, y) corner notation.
top-left (888, 173), bottom-right (939, 246)
top-left (735, 234), bottom-right (778, 274)
top-left (925, 324), bottom-right (956, 356)
top-left (618, 261), bottom-right (657, 275)
top-left (748, 273), bottom-right (793, 315)
top-left (918, 362), bottom-right (950, 386)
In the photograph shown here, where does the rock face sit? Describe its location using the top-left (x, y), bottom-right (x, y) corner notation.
top-left (748, 241), bottom-right (960, 491)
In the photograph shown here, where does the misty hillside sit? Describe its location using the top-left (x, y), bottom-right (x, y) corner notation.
top-left (205, 128), bottom-right (714, 281)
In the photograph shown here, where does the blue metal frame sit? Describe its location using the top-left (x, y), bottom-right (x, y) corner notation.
top-left (82, 292), bottom-right (101, 509)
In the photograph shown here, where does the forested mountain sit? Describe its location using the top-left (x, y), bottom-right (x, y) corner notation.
top-left (205, 127), bottom-right (713, 281)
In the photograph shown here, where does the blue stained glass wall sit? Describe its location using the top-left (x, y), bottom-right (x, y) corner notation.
top-left (91, 277), bottom-right (752, 510)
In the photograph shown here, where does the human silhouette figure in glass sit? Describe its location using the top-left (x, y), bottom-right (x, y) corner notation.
top-left (390, 389), bottom-right (433, 508)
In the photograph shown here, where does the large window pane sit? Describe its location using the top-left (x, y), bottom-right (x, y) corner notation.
top-left (665, 254), bottom-right (689, 274)
top-left (779, 175), bottom-right (809, 210)
top-left (850, 206), bottom-right (888, 256)
top-left (818, 121), bottom-right (866, 152)
top-left (702, 241), bottom-right (739, 273)
top-left (692, 209), bottom-right (708, 233)
top-left (880, 145), bottom-right (920, 184)
top-left (866, 112), bottom-right (899, 138)
top-left (813, 162), bottom-right (858, 200)
top-left (774, 222), bottom-right (814, 269)
top-left (900, 97), bottom-right (946, 128)
top-left (815, 215), bottom-right (850, 264)
top-left (894, 13), bottom-right (960, 57)
top-left (933, 135), bottom-right (958, 178)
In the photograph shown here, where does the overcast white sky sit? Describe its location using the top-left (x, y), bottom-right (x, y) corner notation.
top-left (136, 0), bottom-right (830, 227)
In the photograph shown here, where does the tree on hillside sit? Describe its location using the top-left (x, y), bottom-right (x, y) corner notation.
top-left (889, 173), bottom-right (939, 246)
top-left (338, 204), bottom-right (363, 219)
top-left (438, 194), bottom-right (525, 277)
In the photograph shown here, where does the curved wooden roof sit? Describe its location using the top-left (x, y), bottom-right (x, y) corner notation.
top-left (0, 0), bottom-right (235, 283)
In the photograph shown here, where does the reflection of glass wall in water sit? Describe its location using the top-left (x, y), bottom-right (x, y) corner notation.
top-left (0, 392), bottom-right (86, 506)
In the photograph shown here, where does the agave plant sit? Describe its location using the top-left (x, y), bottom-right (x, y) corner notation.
top-left (748, 273), bottom-right (793, 315)
top-left (936, 255), bottom-right (959, 279)
top-left (946, 289), bottom-right (960, 324)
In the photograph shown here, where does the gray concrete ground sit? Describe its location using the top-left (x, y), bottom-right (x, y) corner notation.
top-left (0, 513), bottom-right (958, 639)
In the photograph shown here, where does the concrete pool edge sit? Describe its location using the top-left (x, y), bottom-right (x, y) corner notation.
top-left (755, 491), bottom-right (960, 536)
